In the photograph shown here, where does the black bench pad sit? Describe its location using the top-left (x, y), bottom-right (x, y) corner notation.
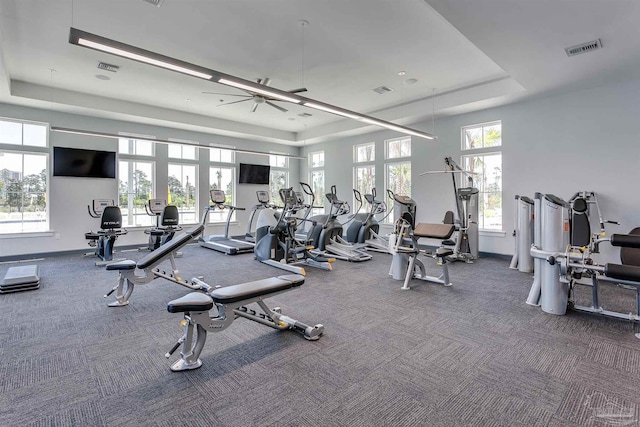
top-left (210, 274), bottom-right (305, 305)
top-left (137, 224), bottom-right (204, 269)
top-left (604, 263), bottom-right (640, 283)
top-left (167, 292), bottom-right (214, 313)
top-left (414, 223), bottom-right (455, 240)
top-left (106, 260), bottom-right (137, 271)
top-left (611, 234), bottom-right (640, 249)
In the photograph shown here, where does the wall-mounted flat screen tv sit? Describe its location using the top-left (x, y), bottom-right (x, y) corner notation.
top-left (53, 146), bottom-right (117, 178)
top-left (238, 163), bottom-right (270, 185)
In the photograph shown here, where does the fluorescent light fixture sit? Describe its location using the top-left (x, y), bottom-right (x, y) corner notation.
top-left (218, 78), bottom-right (301, 103)
top-left (303, 102), bottom-right (360, 120)
top-left (77, 38), bottom-right (213, 80)
top-left (50, 126), bottom-right (305, 159)
top-left (68, 28), bottom-right (437, 141)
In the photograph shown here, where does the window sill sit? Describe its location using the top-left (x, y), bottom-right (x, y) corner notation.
top-left (479, 230), bottom-right (506, 238)
top-left (0, 231), bottom-right (54, 239)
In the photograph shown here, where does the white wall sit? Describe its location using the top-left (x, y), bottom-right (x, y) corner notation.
top-left (302, 79), bottom-right (640, 263)
top-left (0, 103), bottom-right (301, 258)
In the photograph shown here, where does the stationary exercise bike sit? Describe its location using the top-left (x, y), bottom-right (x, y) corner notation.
top-left (140, 199), bottom-right (182, 252)
top-left (84, 199), bottom-right (127, 266)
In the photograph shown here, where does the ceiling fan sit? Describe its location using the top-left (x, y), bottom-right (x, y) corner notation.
top-left (203, 77), bottom-right (307, 113)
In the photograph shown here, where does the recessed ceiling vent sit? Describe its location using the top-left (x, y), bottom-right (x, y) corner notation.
top-left (97, 62), bottom-right (119, 73)
top-left (142, 0), bottom-right (165, 7)
top-left (373, 85), bottom-right (394, 94)
top-left (565, 39), bottom-right (602, 57)
top-left (298, 113), bottom-right (312, 118)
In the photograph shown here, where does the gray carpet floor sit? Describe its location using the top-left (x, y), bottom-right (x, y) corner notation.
top-left (1, 244), bottom-right (640, 427)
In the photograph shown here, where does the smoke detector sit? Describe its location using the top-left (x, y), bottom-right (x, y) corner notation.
top-left (142, 0), bottom-right (165, 7)
top-left (565, 39), bottom-right (602, 57)
top-left (373, 85), bottom-right (393, 94)
top-left (97, 62), bottom-right (119, 73)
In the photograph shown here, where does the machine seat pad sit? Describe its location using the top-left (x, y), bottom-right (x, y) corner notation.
top-left (611, 234), bottom-right (640, 249)
top-left (167, 292), bottom-right (214, 313)
top-left (137, 224), bottom-right (204, 269)
top-left (85, 232), bottom-right (100, 240)
top-left (106, 260), bottom-right (137, 271)
top-left (604, 263), bottom-right (640, 283)
top-left (145, 228), bottom-right (166, 236)
top-left (211, 274), bottom-right (305, 305)
top-left (414, 223), bottom-right (455, 240)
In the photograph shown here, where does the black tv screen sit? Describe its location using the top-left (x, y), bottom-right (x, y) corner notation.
top-left (238, 163), bottom-right (270, 184)
top-left (53, 146), bottom-right (116, 178)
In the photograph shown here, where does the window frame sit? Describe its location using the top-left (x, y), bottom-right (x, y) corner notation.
top-left (118, 158), bottom-right (156, 227)
top-left (168, 161), bottom-right (199, 225)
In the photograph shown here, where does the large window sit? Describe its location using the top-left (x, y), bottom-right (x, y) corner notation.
top-left (309, 151), bottom-right (325, 215)
top-left (168, 163), bottom-right (198, 224)
top-left (461, 121), bottom-right (502, 230)
top-left (209, 146), bottom-right (236, 223)
top-left (118, 136), bottom-right (156, 227)
top-left (0, 118), bottom-right (48, 233)
top-left (269, 155), bottom-right (288, 205)
top-left (385, 137), bottom-right (411, 223)
top-left (353, 142), bottom-right (375, 210)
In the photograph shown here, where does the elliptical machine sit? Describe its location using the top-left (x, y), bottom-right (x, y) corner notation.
top-left (344, 188), bottom-right (385, 244)
top-left (254, 186), bottom-right (334, 275)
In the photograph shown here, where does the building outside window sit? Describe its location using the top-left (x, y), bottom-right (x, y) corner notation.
top-left (460, 121), bottom-right (502, 230)
top-left (0, 118), bottom-right (48, 233)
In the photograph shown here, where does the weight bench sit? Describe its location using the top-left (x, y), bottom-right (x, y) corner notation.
top-left (389, 220), bottom-right (455, 290)
top-left (104, 224), bottom-right (205, 307)
top-left (165, 274), bottom-right (324, 371)
top-left (1, 265), bottom-right (40, 294)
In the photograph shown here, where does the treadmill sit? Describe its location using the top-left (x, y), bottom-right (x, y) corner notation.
top-left (200, 190), bottom-right (255, 255)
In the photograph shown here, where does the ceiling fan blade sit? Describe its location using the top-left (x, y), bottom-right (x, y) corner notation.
top-left (203, 92), bottom-right (252, 98)
top-left (265, 101), bottom-right (288, 113)
top-left (218, 99), bottom-right (252, 107)
top-left (250, 102), bottom-right (259, 113)
top-left (286, 88), bottom-right (308, 94)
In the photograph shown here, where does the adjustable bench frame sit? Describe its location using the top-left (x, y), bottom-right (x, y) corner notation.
top-left (389, 219), bottom-right (455, 290)
top-left (104, 224), bottom-right (205, 307)
top-left (166, 274), bottom-right (324, 371)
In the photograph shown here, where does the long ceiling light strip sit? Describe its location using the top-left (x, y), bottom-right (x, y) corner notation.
top-left (50, 126), bottom-right (306, 159)
top-left (68, 28), bottom-right (435, 140)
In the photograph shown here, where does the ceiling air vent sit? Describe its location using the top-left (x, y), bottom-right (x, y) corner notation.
top-left (298, 113), bottom-right (313, 118)
top-left (142, 0), bottom-right (165, 7)
top-left (97, 62), bottom-right (120, 73)
top-left (373, 85), bottom-right (394, 94)
top-left (565, 39), bottom-right (602, 57)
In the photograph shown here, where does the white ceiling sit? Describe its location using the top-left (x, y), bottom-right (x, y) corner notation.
top-left (0, 0), bottom-right (638, 145)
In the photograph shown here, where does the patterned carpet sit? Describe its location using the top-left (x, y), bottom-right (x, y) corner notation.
top-left (1, 243), bottom-right (639, 426)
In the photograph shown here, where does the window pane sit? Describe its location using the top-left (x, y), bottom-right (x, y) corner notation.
top-left (310, 151), bottom-right (324, 168)
top-left (0, 151), bottom-right (48, 233)
top-left (23, 124), bottom-right (47, 147)
top-left (311, 170), bottom-right (325, 209)
top-left (463, 127), bottom-right (482, 150)
top-left (136, 140), bottom-right (153, 156)
top-left (220, 149), bottom-right (234, 163)
top-left (270, 170), bottom-right (288, 204)
top-left (168, 143), bottom-right (182, 159)
top-left (355, 143), bottom-right (375, 163)
top-left (118, 139), bottom-right (130, 154)
top-left (168, 163), bottom-right (197, 223)
top-left (461, 153), bottom-right (502, 230)
top-left (209, 166), bottom-right (235, 223)
top-left (354, 165), bottom-right (375, 209)
top-left (118, 160), bottom-right (155, 227)
top-left (0, 120), bottom-right (22, 145)
top-left (484, 124), bottom-right (502, 148)
top-left (182, 145), bottom-right (196, 160)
